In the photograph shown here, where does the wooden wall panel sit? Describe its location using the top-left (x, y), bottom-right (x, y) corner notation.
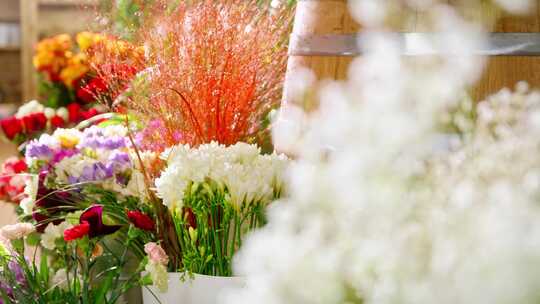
top-left (0, 50), bottom-right (22, 104)
top-left (472, 1), bottom-right (540, 101)
top-left (0, 0), bottom-right (20, 22)
top-left (285, 0), bottom-right (540, 108)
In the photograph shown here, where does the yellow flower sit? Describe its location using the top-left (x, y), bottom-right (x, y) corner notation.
top-left (33, 34), bottom-right (73, 76)
top-left (76, 31), bottom-right (104, 52)
top-left (57, 133), bottom-right (80, 149)
top-left (59, 53), bottom-right (89, 87)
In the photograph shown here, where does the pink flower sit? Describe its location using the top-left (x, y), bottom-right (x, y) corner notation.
top-left (144, 242), bottom-right (169, 266)
top-left (0, 223), bottom-right (35, 240)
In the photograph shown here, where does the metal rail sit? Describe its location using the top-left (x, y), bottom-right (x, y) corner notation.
top-left (289, 33), bottom-right (540, 56)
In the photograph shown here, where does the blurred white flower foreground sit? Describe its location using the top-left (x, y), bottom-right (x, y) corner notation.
top-left (227, 1), bottom-right (540, 304)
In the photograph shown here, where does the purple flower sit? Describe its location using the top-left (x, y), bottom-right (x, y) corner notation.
top-left (80, 163), bottom-right (114, 182)
top-left (108, 151), bottom-right (131, 167)
top-left (26, 142), bottom-right (53, 159)
top-left (100, 137), bottom-right (127, 150)
top-left (0, 281), bottom-right (13, 300)
top-left (78, 137), bottom-right (100, 149)
top-left (8, 261), bottom-right (24, 284)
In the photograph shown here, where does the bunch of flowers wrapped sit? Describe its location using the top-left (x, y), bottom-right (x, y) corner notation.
top-left (33, 32), bottom-right (142, 107)
top-left (155, 142), bottom-right (287, 278)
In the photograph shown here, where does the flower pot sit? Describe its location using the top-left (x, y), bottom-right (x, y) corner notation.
top-left (142, 273), bottom-right (245, 304)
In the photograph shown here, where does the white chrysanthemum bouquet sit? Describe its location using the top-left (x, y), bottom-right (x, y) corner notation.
top-left (155, 142), bottom-right (287, 276)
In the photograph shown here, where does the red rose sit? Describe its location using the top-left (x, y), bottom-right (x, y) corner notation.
top-left (67, 103), bottom-right (81, 123)
top-left (77, 77), bottom-right (108, 103)
top-left (50, 115), bottom-right (65, 129)
top-left (64, 221), bottom-right (90, 242)
top-left (22, 113), bottom-right (47, 134)
top-left (127, 210), bottom-right (155, 231)
top-left (0, 117), bottom-right (23, 140)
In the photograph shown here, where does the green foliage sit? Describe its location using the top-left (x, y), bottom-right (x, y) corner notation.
top-left (38, 75), bottom-right (75, 108)
top-left (174, 181), bottom-right (268, 276)
top-left (0, 228), bottom-right (148, 303)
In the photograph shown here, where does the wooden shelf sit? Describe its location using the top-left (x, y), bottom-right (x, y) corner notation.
top-left (39, 0), bottom-right (98, 6)
top-left (0, 46), bottom-right (20, 52)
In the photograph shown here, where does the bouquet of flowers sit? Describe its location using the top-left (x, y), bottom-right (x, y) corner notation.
top-left (0, 31), bottom-right (143, 205)
top-left (155, 142), bottom-right (287, 277)
top-left (106, 0), bottom-right (294, 290)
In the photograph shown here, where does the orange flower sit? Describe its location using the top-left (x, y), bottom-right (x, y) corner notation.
top-left (33, 34), bottom-right (73, 81)
top-left (123, 0), bottom-right (292, 148)
top-left (60, 53), bottom-right (89, 87)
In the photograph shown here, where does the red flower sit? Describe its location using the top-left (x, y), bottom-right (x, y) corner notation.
top-left (80, 205), bottom-right (121, 238)
top-left (22, 113), bottom-right (47, 134)
top-left (50, 115), bottom-right (65, 129)
top-left (0, 117), bottom-right (23, 140)
top-left (77, 77), bottom-right (108, 103)
top-left (64, 221), bottom-right (90, 242)
top-left (127, 210), bottom-right (155, 231)
top-left (80, 108), bottom-right (99, 121)
top-left (67, 103), bottom-right (81, 123)
top-left (0, 157), bottom-right (27, 203)
top-left (3, 158), bottom-right (27, 174)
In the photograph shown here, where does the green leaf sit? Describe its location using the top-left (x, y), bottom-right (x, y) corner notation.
top-left (26, 232), bottom-right (41, 246)
top-left (94, 271), bottom-right (114, 304)
top-left (40, 252), bottom-right (49, 286)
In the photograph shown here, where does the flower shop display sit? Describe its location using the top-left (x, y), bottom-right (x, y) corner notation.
top-left (2, 1), bottom-right (291, 303)
top-left (102, 1), bottom-right (293, 302)
top-left (141, 142), bottom-right (287, 303)
top-left (0, 31), bottom-right (142, 207)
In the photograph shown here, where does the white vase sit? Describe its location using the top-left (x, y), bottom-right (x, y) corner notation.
top-left (142, 273), bottom-right (245, 304)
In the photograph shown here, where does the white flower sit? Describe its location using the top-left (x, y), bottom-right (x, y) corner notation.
top-left (56, 107), bottom-right (69, 121)
top-left (145, 261), bottom-right (168, 292)
top-left (0, 223), bottom-right (35, 240)
top-left (41, 222), bottom-right (72, 250)
top-left (101, 124), bottom-right (128, 137)
top-left (15, 100), bottom-right (44, 118)
top-left (54, 154), bottom-right (92, 184)
top-left (20, 175), bottom-right (38, 215)
top-left (44, 107), bottom-right (56, 119)
top-left (225, 2), bottom-right (540, 304)
top-left (52, 128), bottom-right (82, 145)
top-left (156, 142), bottom-right (288, 210)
